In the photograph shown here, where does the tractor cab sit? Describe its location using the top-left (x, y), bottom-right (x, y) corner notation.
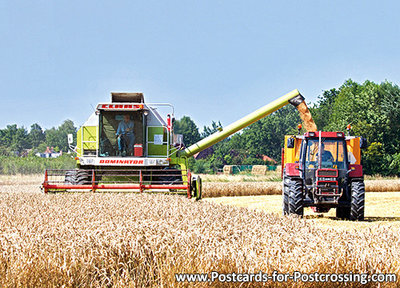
top-left (301, 132), bottom-right (349, 201)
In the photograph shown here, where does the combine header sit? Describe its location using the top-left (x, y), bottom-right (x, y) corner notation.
top-left (42, 90), bottom-right (306, 198)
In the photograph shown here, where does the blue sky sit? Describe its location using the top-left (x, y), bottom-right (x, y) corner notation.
top-left (1, 0), bottom-right (399, 130)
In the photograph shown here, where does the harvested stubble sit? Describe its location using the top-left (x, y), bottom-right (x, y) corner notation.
top-left (0, 191), bottom-right (399, 287)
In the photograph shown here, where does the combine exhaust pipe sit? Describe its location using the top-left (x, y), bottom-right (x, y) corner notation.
top-left (182, 89), bottom-right (304, 157)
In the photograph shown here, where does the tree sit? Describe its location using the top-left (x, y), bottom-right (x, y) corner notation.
top-left (173, 116), bottom-right (201, 146)
top-left (0, 124), bottom-right (30, 154)
top-left (310, 88), bottom-right (339, 130)
top-left (45, 120), bottom-right (76, 152)
top-left (234, 105), bottom-right (301, 161)
top-left (319, 79), bottom-right (400, 175)
top-left (29, 123), bottom-right (45, 148)
top-left (0, 124), bottom-right (18, 147)
top-left (201, 121), bottom-right (222, 138)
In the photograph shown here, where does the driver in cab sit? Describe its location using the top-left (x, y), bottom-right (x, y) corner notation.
top-left (116, 114), bottom-right (135, 156)
top-left (318, 142), bottom-right (334, 162)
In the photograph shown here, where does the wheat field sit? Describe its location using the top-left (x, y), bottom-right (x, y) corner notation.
top-left (0, 176), bottom-right (400, 287)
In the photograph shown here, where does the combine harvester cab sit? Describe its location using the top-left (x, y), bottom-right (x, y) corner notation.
top-left (42, 92), bottom-right (199, 197)
top-left (43, 89), bottom-right (307, 199)
top-left (282, 130), bottom-right (368, 220)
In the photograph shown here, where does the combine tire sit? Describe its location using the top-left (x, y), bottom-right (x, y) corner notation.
top-left (288, 179), bottom-right (303, 217)
top-left (350, 181), bottom-right (365, 221)
top-left (64, 170), bottom-right (91, 185)
top-left (64, 170), bottom-right (76, 185)
top-left (191, 175), bottom-right (202, 201)
top-left (75, 170), bottom-right (91, 185)
top-left (336, 206), bottom-right (350, 220)
top-left (282, 178), bottom-right (289, 215)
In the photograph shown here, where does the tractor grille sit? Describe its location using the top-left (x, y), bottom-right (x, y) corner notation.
top-left (316, 169), bottom-right (338, 177)
top-left (316, 180), bottom-right (340, 196)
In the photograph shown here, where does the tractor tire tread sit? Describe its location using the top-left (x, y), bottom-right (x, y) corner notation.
top-left (350, 181), bottom-right (365, 221)
top-left (288, 179), bottom-right (303, 217)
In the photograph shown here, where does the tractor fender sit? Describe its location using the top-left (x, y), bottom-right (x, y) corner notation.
top-left (284, 163), bottom-right (300, 177)
top-left (349, 164), bottom-right (363, 178)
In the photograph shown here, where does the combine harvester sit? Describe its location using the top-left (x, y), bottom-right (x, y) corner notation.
top-left (42, 90), bottom-right (306, 198)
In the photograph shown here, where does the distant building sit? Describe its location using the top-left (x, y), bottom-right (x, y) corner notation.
top-left (261, 155), bottom-right (277, 164)
top-left (35, 146), bottom-right (62, 158)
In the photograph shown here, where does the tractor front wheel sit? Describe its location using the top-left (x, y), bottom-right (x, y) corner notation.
top-left (350, 181), bottom-right (365, 221)
top-left (288, 179), bottom-right (303, 217)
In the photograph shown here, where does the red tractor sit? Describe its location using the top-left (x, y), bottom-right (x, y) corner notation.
top-left (282, 131), bottom-right (368, 221)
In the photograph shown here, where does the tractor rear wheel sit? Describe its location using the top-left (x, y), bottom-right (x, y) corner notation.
top-left (288, 179), bottom-right (303, 217)
top-left (350, 181), bottom-right (365, 221)
top-left (282, 178), bottom-right (289, 215)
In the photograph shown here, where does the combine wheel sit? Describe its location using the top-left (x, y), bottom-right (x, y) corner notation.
top-left (75, 170), bottom-right (91, 185)
top-left (64, 170), bottom-right (77, 185)
top-left (64, 170), bottom-right (91, 185)
top-left (288, 179), bottom-right (303, 217)
top-left (350, 181), bottom-right (365, 221)
top-left (191, 175), bottom-right (202, 200)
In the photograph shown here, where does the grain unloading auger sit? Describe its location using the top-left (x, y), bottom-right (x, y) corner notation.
top-left (42, 90), bottom-right (305, 198)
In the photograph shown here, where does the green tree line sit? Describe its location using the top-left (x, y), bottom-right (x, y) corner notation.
top-left (0, 120), bottom-right (76, 156)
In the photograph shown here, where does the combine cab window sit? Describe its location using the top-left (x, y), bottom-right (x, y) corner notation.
top-left (99, 111), bottom-right (144, 157)
top-left (305, 139), bottom-right (347, 169)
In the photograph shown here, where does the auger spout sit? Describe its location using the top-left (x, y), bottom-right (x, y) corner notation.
top-left (182, 89), bottom-right (304, 158)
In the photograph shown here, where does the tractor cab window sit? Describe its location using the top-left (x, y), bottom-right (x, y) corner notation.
top-left (99, 111), bottom-right (144, 157)
top-left (305, 139), bottom-right (347, 170)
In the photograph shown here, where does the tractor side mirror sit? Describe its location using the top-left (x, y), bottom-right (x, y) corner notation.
top-left (360, 137), bottom-right (368, 149)
top-left (287, 138), bottom-right (295, 149)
